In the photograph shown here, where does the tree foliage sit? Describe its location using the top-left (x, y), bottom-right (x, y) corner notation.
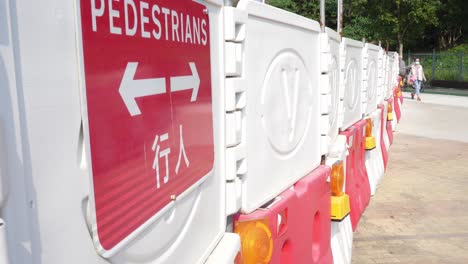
top-left (266, 0), bottom-right (467, 52)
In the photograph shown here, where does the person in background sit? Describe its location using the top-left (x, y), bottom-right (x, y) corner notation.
top-left (410, 58), bottom-right (426, 101)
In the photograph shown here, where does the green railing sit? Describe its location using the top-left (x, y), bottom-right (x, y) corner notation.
top-left (406, 51), bottom-right (468, 82)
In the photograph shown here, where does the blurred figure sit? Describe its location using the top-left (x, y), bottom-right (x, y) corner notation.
top-left (410, 58), bottom-right (426, 101)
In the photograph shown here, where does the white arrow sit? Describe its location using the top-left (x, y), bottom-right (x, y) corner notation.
top-left (170, 62), bottom-right (200, 102)
top-left (119, 62), bottom-right (166, 116)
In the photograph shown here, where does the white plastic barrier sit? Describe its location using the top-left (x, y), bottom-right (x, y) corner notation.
top-left (331, 216), bottom-right (353, 264)
top-left (386, 53), bottom-right (395, 100)
top-left (324, 28), bottom-right (353, 264)
top-left (376, 48), bottom-right (386, 105)
top-left (341, 38), bottom-right (365, 130)
top-left (230, 0), bottom-right (327, 214)
top-left (1, 0), bottom-right (240, 263)
top-left (325, 28), bottom-right (344, 143)
top-left (389, 52), bottom-right (399, 130)
top-left (382, 54), bottom-right (389, 100)
top-left (365, 109), bottom-right (385, 195)
top-left (327, 134), bottom-right (352, 264)
top-left (363, 44), bottom-right (385, 196)
top-left (0, 0), bottom-right (405, 262)
top-left (382, 53), bottom-right (397, 137)
top-left (364, 44), bottom-right (381, 115)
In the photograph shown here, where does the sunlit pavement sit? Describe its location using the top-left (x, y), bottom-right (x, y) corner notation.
top-left (352, 93), bottom-right (468, 263)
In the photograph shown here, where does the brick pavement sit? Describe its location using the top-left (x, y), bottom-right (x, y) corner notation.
top-left (352, 133), bottom-right (468, 264)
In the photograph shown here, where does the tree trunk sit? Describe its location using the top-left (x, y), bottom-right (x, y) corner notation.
top-left (397, 31), bottom-right (403, 55)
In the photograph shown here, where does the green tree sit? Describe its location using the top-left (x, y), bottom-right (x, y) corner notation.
top-left (361, 0), bottom-right (441, 53)
top-left (267, 0), bottom-right (337, 30)
top-left (267, 0), bottom-right (448, 53)
top-left (434, 0), bottom-right (468, 49)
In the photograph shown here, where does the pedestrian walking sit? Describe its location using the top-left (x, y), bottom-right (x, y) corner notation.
top-left (410, 58), bottom-right (426, 101)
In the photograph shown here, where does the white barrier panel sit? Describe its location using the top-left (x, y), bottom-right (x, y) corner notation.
top-left (386, 53), bottom-right (395, 99)
top-left (365, 109), bottom-right (385, 195)
top-left (327, 135), bottom-right (351, 263)
top-left (376, 48), bottom-right (386, 104)
top-left (389, 52), bottom-right (399, 131)
top-left (325, 28), bottom-right (344, 143)
top-left (1, 0), bottom-right (235, 263)
top-left (364, 44), bottom-right (381, 115)
top-left (341, 38), bottom-right (365, 130)
top-left (391, 52), bottom-right (400, 89)
top-left (232, 0), bottom-right (324, 213)
top-left (331, 216), bottom-right (353, 264)
top-left (382, 54), bottom-right (389, 100)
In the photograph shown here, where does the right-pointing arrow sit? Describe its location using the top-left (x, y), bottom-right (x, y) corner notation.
top-left (170, 62), bottom-right (200, 102)
top-left (119, 62), bottom-right (167, 116)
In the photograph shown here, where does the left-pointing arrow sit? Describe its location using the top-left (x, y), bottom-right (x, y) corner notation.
top-left (119, 62), bottom-right (166, 116)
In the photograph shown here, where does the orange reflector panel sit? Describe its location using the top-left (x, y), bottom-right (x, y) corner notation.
top-left (234, 218), bottom-right (273, 264)
top-left (365, 118), bottom-right (373, 137)
top-left (330, 161), bottom-right (345, 197)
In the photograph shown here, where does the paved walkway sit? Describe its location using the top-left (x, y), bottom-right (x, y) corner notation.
top-left (352, 95), bottom-right (468, 263)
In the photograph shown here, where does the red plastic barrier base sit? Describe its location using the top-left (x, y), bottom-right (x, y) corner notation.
top-left (387, 119), bottom-right (394, 146)
top-left (340, 120), bottom-right (371, 231)
top-left (235, 166), bottom-right (333, 264)
top-left (386, 98), bottom-right (394, 146)
top-left (378, 104), bottom-right (389, 170)
top-left (393, 89), bottom-right (401, 122)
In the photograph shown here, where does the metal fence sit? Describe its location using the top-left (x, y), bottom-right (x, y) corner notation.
top-left (406, 51), bottom-right (468, 82)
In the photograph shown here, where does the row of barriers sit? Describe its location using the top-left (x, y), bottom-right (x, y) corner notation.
top-left (0, 0), bottom-right (404, 263)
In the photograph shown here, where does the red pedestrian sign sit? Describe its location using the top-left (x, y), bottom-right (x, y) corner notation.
top-left (78, 0), bottom-right (214, 256)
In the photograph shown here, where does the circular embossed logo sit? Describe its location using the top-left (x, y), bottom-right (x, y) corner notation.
top-left (367, 59), bottom-right (377, 102)
top-left (260, 51), bottom-right (313, 155)
top-left (344, 59), bottom-right (359, 111)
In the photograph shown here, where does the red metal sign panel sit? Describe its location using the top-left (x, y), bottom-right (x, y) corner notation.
top-left (79, 0), bottom-right (214, 254)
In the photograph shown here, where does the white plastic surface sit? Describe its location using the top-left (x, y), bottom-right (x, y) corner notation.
top-left (376, 48), bottom-right (386, 104)
top-left (382, 101), bottom-right (391, 151)
top-left (331, 215), bottom-right (353, 264)
top-left (326, 135), bottom-right (348, 166)
top-left (0, 219), bottom-right (10, 264)
top-left (204, 233), bottom-right (240, 264)
top-left (0, 121), bottom-right (6, 208)
top-left (386, 54), bottom-right (394, 99)
top-left (364, 44), bottom-right (380, 115)
top-left (381, 54), bottom-right (389, 101)
top-left (1, 0), bottom-right (229, 263)
top-left (365, 109), bottom-right (384, 195)
top-left (325, 134), bottom-right (348, 194)
top-left (341, 38), bottom-right (365, 130)
top-left (235, 0), bottom-right (322, 213)
top-left (390, 52), bottom-right (399, 89)
top-left (325, 28), bottom-right (344, 143)
top-left (223, 5), bottom-right (248, 216)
